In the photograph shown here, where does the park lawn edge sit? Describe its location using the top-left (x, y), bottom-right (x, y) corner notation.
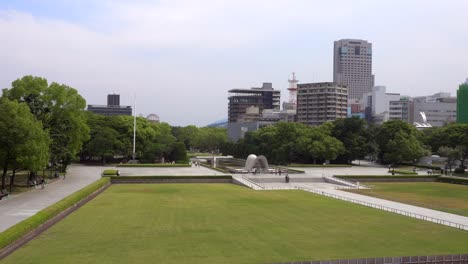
top-left (104, 175), bottom-right (232, 180)
top-left (0, 177), bottom-right (110, 250)
top-left (116, 164), bottom-right (190, 168)
top-left (438, 176), bottom-right (468, 185)
top-left (335, 175), bottom-right (441, 179)
top-left (287, 164), bottom-right (351, 168)
top-left (198, 162), bottom-right (230, 173)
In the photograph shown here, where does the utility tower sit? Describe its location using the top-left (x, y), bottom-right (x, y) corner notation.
top-left (288, 72), bottom-right (298, 106)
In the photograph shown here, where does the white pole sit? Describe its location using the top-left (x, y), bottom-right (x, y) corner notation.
top-left (132, 94), bottom-right (137, 161)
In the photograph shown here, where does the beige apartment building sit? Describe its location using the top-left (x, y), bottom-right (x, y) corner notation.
top-left (297, 82), bottom-right (348, 126)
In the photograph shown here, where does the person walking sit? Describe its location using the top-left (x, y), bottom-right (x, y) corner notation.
top-left (40, 178), bottom-right (45, 189)
top-left (285, 174), bottom-right (289, 183)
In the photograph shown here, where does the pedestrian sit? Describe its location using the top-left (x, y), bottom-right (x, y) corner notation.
top-left (40, 178), bottom-right (45, 189)
top-left (285, 174), bottom-right (289, 183)
top-left (279, 169), bottom-right (282, 176)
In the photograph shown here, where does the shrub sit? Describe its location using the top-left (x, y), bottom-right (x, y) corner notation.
top-left (392, 169), bottom-right (418, 175)
top-left (116, 164), bottom-right (190, 168)
top-left (0, 177), bottom-right (110, 250)
top-left (438, 176), bottom-right (468, 185)
top-left (454, 168), bottom-right (465, 174)
top-left (102, 169), bottom-right (119, 176)
top-left (335, 175), bottom-right (440, 179)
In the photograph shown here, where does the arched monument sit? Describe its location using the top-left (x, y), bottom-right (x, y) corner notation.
top-left (244, 154), bottom-right (270, 172)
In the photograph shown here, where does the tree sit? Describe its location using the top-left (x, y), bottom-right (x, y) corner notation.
top-left (2, 76), bottom-right (90, 171)
top-left (376, 120), bottom-right (427, 164)
top-left (169, 142), bottom-right (188, 163)
top-left (332, 117), bottom-right (370, 163)
top-left (427, 124), bottom-right (468, 168)
top-left (85, 127), bottom-right (121, 164)
top-left (0, 98), bottom-right (50, 190)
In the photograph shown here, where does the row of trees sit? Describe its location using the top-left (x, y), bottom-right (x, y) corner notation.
top-left (81, 113), bottom-right (187, 164)
top-left (1, 76), bottom-right (90, 189)
top-left (220, 118), bottom-right (429, 165)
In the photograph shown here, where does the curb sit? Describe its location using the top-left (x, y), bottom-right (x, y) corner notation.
top-left (0, 182), bottom-right (111, 260)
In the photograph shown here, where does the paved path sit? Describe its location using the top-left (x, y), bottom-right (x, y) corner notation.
top-left (0, 164), bottom-right (104, 232)
top-left (118, 165), bottom-right (229, 176)
top-left (306, 188), bottom-right (468, 230)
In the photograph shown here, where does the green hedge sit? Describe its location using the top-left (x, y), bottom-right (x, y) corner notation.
top-left (198, 163), bottom-right (230, 173)
top-left (102, 169), bottom-right (119, 176)
top-left (0, 177), bottom-right (110, 250)
top-left (392, 169), bottom-right (418, 175)
top-left (116, 163), bottom-right (190, 168)
top-left (287, 164), bottom-right (351, 168)
top-left (109, 175), bottom-right (232, 180)
top-left (335, 175), bottom-right (440, 179)
top-left (279, 167), bottom-right (305, 173)
top-left (438, 176), bottom-right (468, 185)
top-left (400, 163), bottom-right (442, 170)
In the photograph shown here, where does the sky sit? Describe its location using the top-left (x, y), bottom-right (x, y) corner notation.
top-left (1, 0), bottom-right (467, 126)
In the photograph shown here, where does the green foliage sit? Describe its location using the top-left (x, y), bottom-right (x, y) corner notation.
top-left (2, 76), bottom-right (90, 171)
top-left (392, 169), bottom-right (418, 175)
top-left (102, 169), bottom-right (119, 176)
top-left (172, 126), bottom-right (227, 152)
top-left (376, 120), bottom-right (427, 164)
top-left (170, 141), bottom-right (188, 163)
top-left (198, 162), bottom-right (230, 173)
top-left (116, 164), bottom-right (190, 167)
top-left (0, 98), bottom-right (50, 189)
top-left (81, 113), bottom-right (177, 163)
top-left (0, 177), bottom-right (109, 250)
top-left (332, 117), bottom-right (372, 163)
top-left (107, 175), bottom-right (232, 180)
top-left (221, 122), bottom-right (345, 165)
top-left (427, 124), bottom-right (468, 168)
top-left (438, 176), bottom-right (468, 185)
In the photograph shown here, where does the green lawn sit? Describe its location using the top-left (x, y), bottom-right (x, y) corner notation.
top-left (4, 184), bottom-right (468, 264)
top-left (349, 182), bottom-right (468, 217)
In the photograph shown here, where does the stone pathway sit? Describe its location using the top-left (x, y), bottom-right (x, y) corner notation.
top-left (0, 164), bottom-right (104, 232)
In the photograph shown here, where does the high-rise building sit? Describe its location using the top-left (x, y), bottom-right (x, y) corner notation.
top-left (227, 82), bottom-right (280, 123)
top-left (334, 39), bottom-right (374, 100)
top-left (87, 94), bottom-right (132, 116)
top-left (296, 82), bottom-right (348, 126)
top-left (457, 79), bottom-right (468, 124)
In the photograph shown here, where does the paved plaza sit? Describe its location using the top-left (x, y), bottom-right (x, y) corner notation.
top-left (117, 165), bottom-right (229, 176)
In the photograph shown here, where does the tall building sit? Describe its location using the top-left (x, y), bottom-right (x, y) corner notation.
top-left (457, 79), bottom-right (468, 124)
top-left (227, 82), bottom-right (280, 123)
top-left (334, 39), bottom-right (374, 100)
top-left (87, 94), bottom-right (132, 116)
top-left (296, 82), bottom-right (348, 126)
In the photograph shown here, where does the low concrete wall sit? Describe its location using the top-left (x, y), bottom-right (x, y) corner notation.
top-left (248, 177), bottom-right (324, 183)
top-left (274, 253), bottom-right (468, 264)
top-left (111, 178), bottom-right (233, 184)
top-left (337, 177), bottom-right (437, 183)
top-left (0, 182), bottom-right (111, 260)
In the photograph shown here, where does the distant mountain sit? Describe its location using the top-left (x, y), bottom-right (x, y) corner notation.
top-left (206, 118), bottom-right (228, 128)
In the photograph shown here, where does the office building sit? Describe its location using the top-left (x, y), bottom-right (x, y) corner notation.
top-left (87, 94), bottom-right (132, 116)
top-left (296, 82), bottom-right (348, 126)
top-left (414, 93), bottom-right (456, 127)
top-left (228, 82), bottom-right (280, 123)
top-left (457, 79), bottom-right (468, 124)
top-left (334, 39), bottom-right (374, 100)
top-left (389, 98), bottom-right (414, 124)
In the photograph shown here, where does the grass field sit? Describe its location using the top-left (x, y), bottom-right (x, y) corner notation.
top-left (348, 182), bottom-right (468, 217)
top-left (3, 184), bottom-right (468, 264)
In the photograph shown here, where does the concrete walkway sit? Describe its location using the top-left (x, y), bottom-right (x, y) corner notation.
top-left (300, 186), bottom-right (468, 230)
top-left (0, 164), bottom-right (104, 232)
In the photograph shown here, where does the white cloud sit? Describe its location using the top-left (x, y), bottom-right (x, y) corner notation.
top-left (1, 1), bottom-right (468, 125)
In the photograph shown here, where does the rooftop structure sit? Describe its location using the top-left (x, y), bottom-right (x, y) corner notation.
top-left (87, 94), bottom-right (132, 116)
top-left (457, 80), bottom-right (468, 124)
top-left (228, 82), bottom-right (280, 123)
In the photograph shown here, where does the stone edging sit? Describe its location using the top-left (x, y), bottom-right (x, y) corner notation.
top-left (0, 182), bottom-right (111, 260)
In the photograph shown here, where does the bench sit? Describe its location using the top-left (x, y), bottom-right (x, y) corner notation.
top-left (0, 189), bottom-right (10, 200)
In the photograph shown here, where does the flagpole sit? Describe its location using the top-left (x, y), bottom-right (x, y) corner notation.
top-left (132, 94), bottom-right (137, 162)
